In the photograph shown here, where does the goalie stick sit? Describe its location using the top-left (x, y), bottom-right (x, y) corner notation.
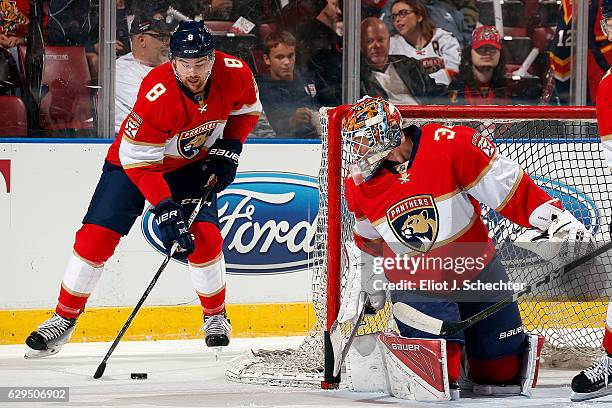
top-left (393, 240), bottom-right (612, 336)
top-left (330, 292), bottom-right (372, 377)
top-left (93, 175), bottom-right (217, 379)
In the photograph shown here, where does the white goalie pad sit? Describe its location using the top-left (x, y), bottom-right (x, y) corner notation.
top-left (520, 334), bottom-right (545, 396)
top-left (338, 243), bottom-right (387, 324)
top-left (345, 334), bottom-right (389, 393)
top-left (377, 333), bottom-right (451, 401)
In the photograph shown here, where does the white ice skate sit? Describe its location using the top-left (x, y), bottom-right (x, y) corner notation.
top-left (201, 311), bottom-right (231, 360)
top-left (24, 313), bottom-right (77, 359)
top-left (571, 354), bottom-right (612, 401)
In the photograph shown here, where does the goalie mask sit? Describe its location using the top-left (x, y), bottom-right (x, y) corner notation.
top-left (342, 97), bottom-right (402, 184)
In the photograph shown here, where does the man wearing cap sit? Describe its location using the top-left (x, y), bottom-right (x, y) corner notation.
top-left (114, 10), bottom-right (178, 132)
top-left (448, 26), bottom-right (509, 105)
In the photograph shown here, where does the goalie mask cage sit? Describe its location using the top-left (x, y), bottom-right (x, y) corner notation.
top-left (226, 105), bottom-right (612, 389)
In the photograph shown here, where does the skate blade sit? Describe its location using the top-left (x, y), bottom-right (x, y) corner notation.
top-left (24, 346), bottom-right (61, 359)
top-left (571, 387), bottom-right (612, 402)
top-left (212, 347), bottom-right (223, 361)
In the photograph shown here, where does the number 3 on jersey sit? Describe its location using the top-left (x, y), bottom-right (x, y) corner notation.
top-left (146, 83), bottom-right (167, 102)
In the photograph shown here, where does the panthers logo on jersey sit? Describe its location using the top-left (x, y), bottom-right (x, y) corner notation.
top-left (386, 195), bottom-right (439, 253)
top-left (177, 121), bottom-right (218, 159)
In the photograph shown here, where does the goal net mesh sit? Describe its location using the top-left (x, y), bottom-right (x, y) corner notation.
top-left (226, 106), bottom-right (612, 387)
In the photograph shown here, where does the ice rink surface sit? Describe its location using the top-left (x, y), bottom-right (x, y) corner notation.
top-left (0, 337), bottom-right (610, 408)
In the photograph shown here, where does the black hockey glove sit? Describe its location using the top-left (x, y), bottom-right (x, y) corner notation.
top-left (151, 198), bottom-right (195, 255)
top-left (202, 138), bottom-right (242, 193)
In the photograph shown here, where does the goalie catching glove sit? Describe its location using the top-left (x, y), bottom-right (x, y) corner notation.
top-left (515, 199), bottom-right (594, 262)
top-left (202, 138), bottom-right (242, 193)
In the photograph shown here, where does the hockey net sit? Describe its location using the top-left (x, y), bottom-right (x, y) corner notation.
top-left (226, 105), bottom-right (612, 388)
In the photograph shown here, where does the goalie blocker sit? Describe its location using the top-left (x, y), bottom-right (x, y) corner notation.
top-left (346, 332), bottom-right (544, 401)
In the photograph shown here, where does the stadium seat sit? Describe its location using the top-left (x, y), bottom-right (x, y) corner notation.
top-left (18, 45), bottom-right (94, 132)
top-left (503, 27), bottom-right (528, 38)
top-left (502, 37), bottom-right (533, 65)
top-left (478, 0), bottom-right (526, 28)
top-left (204, 21), bottom-right (235, 34)
top-left (251, 48), bottom-right (270, 76)
top-left (0, 96), bottom-right (27, 137)
top-left (532, 26), bottom-right (556, 52)
top-left (258, 23), bottom-right (277, 40)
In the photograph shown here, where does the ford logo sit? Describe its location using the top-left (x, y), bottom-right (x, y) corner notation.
top-left (141, 172), bottom-right (319, 274)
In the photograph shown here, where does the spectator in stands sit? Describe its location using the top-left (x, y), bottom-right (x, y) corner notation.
top-left (116, 0), bottom-right (131, 56)
top-left (388, 0), bottom-right (461, 85)
top-left (289, 0), bottom-right (342, 106)
top-left (360, 17), bottom-right (445, 104)
top-left (257, 31), bottom-right (321, 138)
top-left (114, 10), bottom-right (177, 132)
top-left (448, 26), bottom-right (509, 105)
top-left (0, 0), bottom-right (28, 94)
top-left (0, 48), bottom-right (20, 95)
top-left (383, 0), bottom-right (476, 46)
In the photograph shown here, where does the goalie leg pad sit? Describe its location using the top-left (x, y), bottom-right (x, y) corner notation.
top-left (377, 332), bottom-right (451, 401)
top-left (469, 334), bottom-right (544, 397)
top-left (346, 334), bottom-right (389, 394)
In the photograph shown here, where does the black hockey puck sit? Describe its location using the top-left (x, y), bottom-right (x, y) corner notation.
top-left (130, 373), bottom-right (148, 379)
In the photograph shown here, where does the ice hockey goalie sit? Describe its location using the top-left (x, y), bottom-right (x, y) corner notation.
top-left (338, 96), bottom-right (593, 401)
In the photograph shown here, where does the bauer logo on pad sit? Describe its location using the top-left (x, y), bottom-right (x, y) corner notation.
top-left (387, 195), bottom-right (439, 253)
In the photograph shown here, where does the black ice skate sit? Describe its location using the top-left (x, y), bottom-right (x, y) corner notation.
top-left (201, 312), bottom-right (231, 359)
top-left (24, 313), bottom-right (77, 359)
top-left (571, 354), bottom-right (612, 401)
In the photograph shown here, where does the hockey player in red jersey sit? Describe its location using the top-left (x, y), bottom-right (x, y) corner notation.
top-left (341, 97), bottom-right (592, 399)
top-left (570, 0), bottom-right (612, 401)
top-left (24, 21), bottom-right (261, 358)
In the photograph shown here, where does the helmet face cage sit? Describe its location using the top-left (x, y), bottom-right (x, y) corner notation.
top-left (342, 97), bottom-right (402, 164)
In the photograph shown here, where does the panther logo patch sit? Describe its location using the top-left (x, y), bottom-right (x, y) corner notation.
top-left (386, 195), bottom-right (439, 253)
top-left (177, 121), bottom-right (217, 159)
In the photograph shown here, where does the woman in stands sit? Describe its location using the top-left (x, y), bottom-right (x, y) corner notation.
top-left (388, 0), bottom-right (460, 85)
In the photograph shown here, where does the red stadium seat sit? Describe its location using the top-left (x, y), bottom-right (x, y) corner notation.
top-left (18, 45), bottom-right (94, 131)
top-left (204, 21), bottom-right (235, 34)
top-left (0, 96), bottom-right (27, 137)
top-left (38, 46), bottom-right (94, 130)
top-left (532, 26), bottom-right (556, 52)
top-left (503, 27), bottom-right (528, 38)
top-left (259, 23), bottom-right (277, 40)
top-left (251, 48), bottom-right (270, 76)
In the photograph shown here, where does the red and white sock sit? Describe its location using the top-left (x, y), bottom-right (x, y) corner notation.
top-left (189, 222), bottom-right (226, 316)
top-left (55, 224), bottom-right (121, 319)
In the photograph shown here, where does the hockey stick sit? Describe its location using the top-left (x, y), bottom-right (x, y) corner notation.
top-left (93, 175), bottom-right (217, 379)
top-left (331, 292), bottom-right (372, 377)
top-left (393, 240), bottom-right (612, 336)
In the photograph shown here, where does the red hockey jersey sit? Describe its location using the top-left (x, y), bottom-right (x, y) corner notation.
top-left (345, 123), bottom-right (558, 284)
top-left (107, 50), bottom-right (261, 206)
top-left (597, 69), bottom-right (612, 169)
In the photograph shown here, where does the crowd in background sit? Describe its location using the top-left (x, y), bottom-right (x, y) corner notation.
top-left (0, 0), bottom-right (608, 138)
